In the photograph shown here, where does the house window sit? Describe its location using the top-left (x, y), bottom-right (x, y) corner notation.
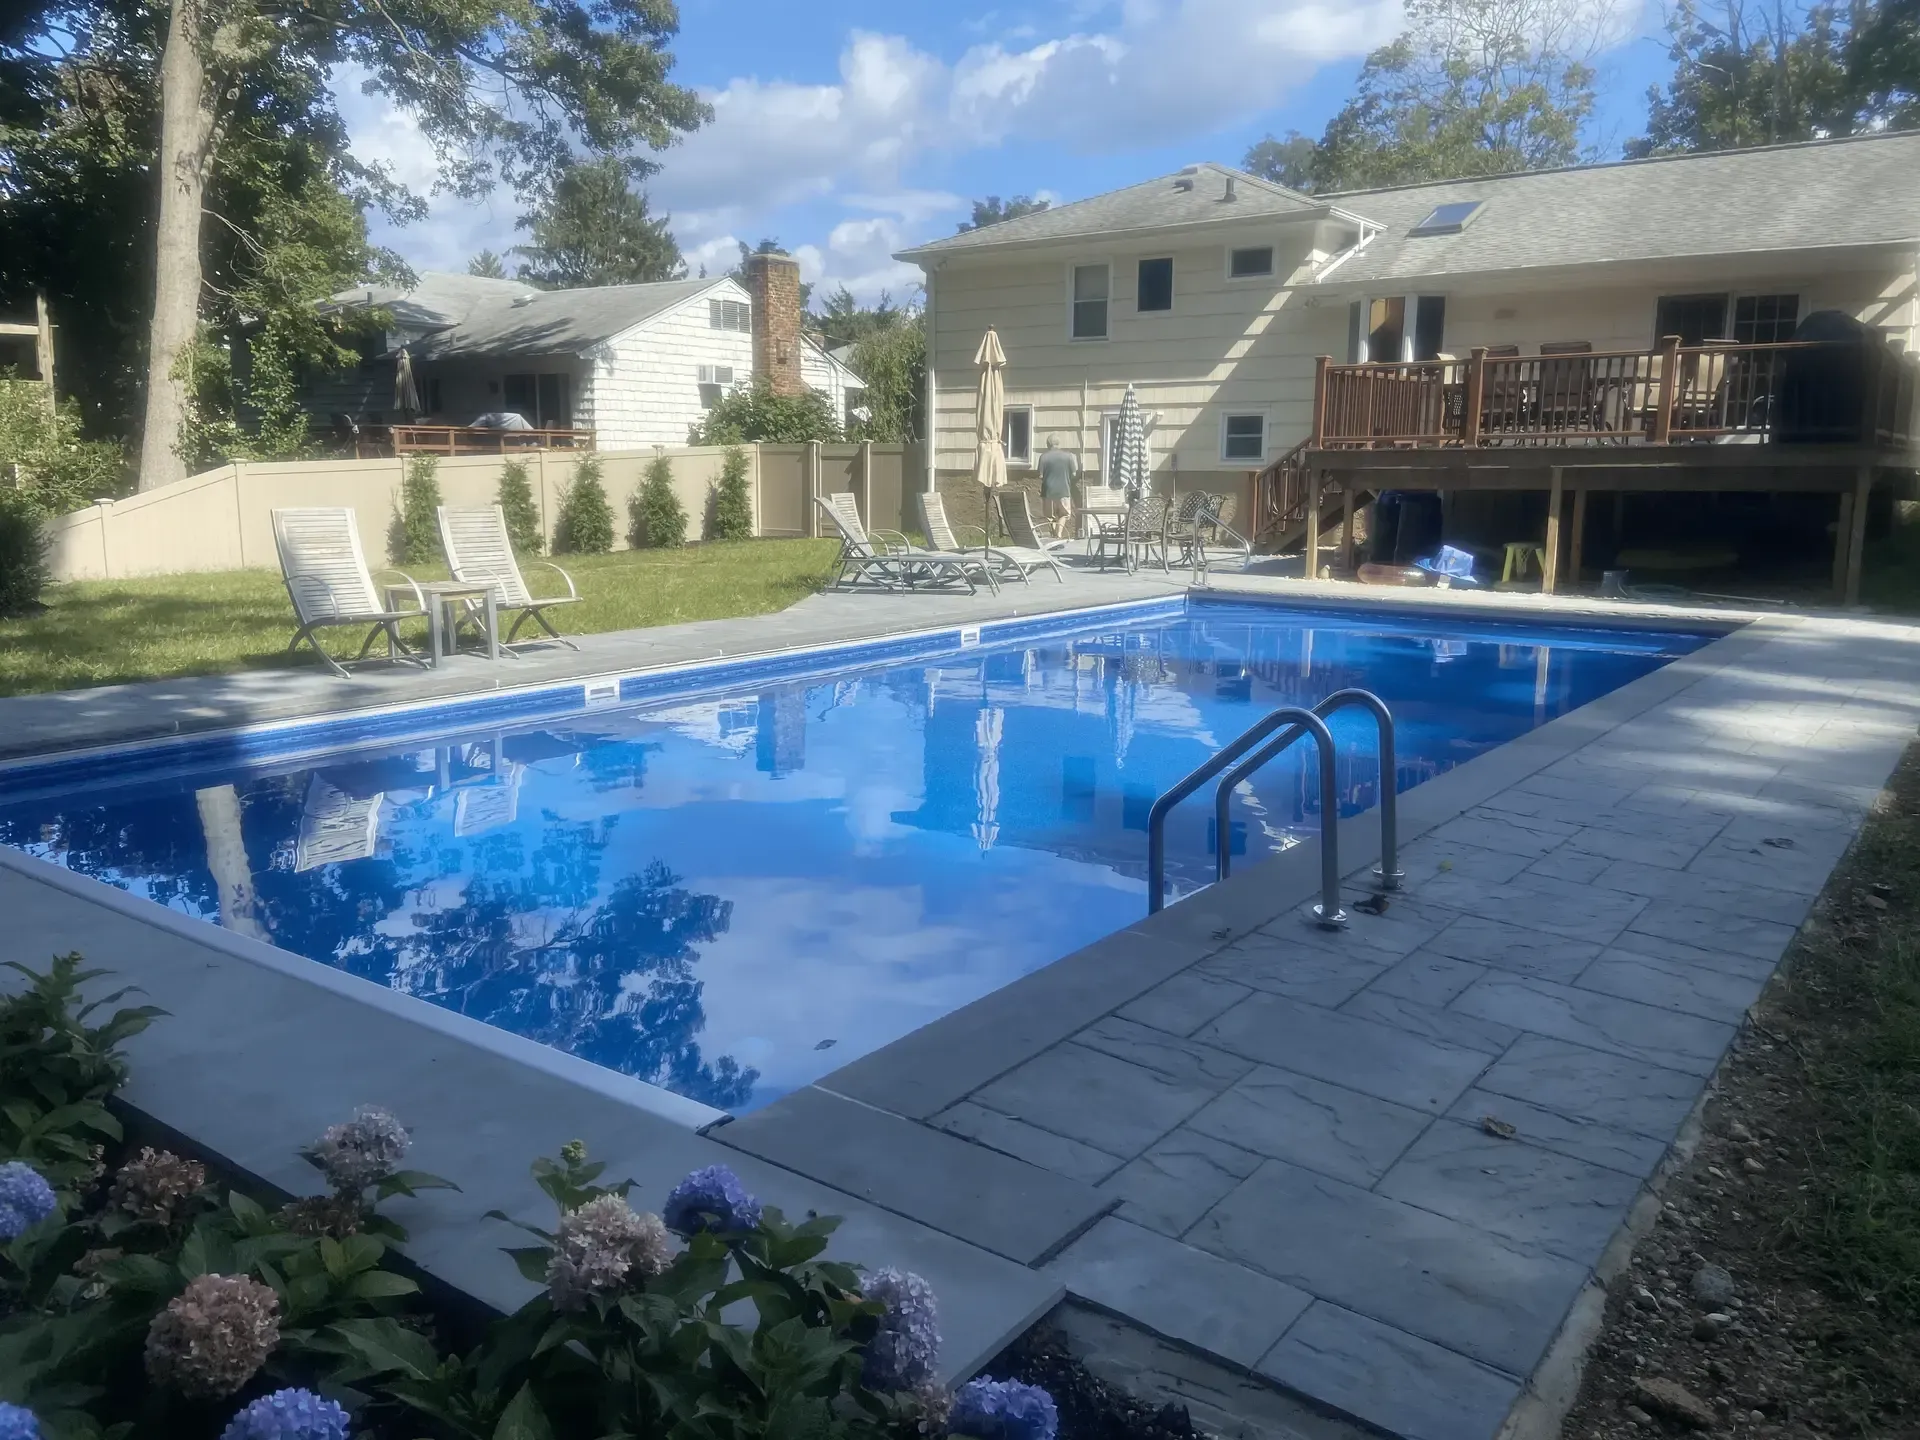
top-left (1654, 294), bottom-right (1728, 345)
top-left (708, 298), bottom-right (751, 332)
top-left (1002, 405), bottom-right (1033, 465)
top-left (1222, 413), bottom-right (1266, 462)
top-left (502, 372), bottom-right (571, 428)
top-left (697, 364), bottom-right (734, 409)
top-left (1137, 258), bottom-right (1174, 313)
top-left (1071, 264), bottom-right (1109, 340)
top-left (1228, 246), bottom-right (1274, 279)
top-left (1413, 296), bottom-right (1446, 360)
top-left (1733, 294), bottom-right (1799, 344)
top-left (424, 377), bottom-right (443, 415)
top-left (1366, 297), bottom-right (1407, 363)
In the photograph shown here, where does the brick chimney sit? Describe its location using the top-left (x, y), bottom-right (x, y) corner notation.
top-left (744, 251), bottom-right (805, 396)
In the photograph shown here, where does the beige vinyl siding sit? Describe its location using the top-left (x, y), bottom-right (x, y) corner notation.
top-left (928, 233), bottom-right (1343, 487)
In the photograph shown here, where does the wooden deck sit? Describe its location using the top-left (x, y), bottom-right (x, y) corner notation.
top-left (1257, 338), bottom-right (1920, 604)
top-left (371, 425), bottom-right (597, 457)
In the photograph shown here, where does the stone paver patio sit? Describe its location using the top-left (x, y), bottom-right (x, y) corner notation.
top-left (4, 566), bottom-right (1919, 1440)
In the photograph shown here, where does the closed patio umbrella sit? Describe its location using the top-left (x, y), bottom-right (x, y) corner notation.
top-left (393, 346), bottom-right (421, 416)
top-left (1111, 383), bottom-right (1150, 501)
top-left (972, 327), bottom-right (1008, 537)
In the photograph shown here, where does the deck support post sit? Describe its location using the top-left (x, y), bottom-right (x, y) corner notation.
top-left (1568, 488), bottom-right (1588, 589)
top-left (1840, 465), bottom-right (1872, 607)
top-left (1339, 486), bottom-right (1356, 574)
top-left (1542, 467), bottom-right (1564, 595)
top-left (1305, 469), bottom-right (1321, 581)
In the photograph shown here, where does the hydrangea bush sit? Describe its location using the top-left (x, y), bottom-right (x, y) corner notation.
top-left (0, 953), bottom-right (1061, 1440)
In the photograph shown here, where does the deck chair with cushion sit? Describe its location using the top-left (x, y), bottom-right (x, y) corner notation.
top-left (437, 504), bottom-right (582, 651)
top-left (271, 506), bottom-right (426, 678)
top-left (816, 492), bottom-right (999, 594)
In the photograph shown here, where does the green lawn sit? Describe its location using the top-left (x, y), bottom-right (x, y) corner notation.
top-left (0, 539), bottom-right (840, 698)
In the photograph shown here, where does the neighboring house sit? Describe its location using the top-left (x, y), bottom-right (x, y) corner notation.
top-left (310, 253), bottom-right (865, 449)
top-left (898, 133), bottom-right (1920, 533)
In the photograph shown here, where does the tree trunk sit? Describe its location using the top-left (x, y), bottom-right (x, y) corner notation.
top-left (138, 0), bottom-right (217, 492)
top-left (195, 785), bottom-right (271, 943)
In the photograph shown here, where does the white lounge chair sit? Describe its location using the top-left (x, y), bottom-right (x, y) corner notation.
top-left (295, 775), bottom-right (381, 871)
top-left (816, 493), bottom-right (999, 594)
top-left (271, 507), bottom-right (426, 677)
top-left (437, 504), bottom-right (582, 651)
top-left (984, 490), bottom-right (1070, 583)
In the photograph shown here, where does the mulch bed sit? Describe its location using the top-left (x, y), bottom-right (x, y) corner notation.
top-left (984, 1325), bottom-right (1201, 1440)
top-left (1563, 747), bottom-right (1920, 1439)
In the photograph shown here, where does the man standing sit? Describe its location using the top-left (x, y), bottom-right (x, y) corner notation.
top-left (1036, 435), bottom-right (1079, 539)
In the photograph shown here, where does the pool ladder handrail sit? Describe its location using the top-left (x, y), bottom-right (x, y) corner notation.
top-left (1145, 688), bottom-right (1401, 922)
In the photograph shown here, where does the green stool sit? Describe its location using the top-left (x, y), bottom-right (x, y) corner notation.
top-left (1501, 542), bottom-right (1547, 585)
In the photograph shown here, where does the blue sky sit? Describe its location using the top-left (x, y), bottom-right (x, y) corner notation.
top-left (338, 0), bottom-right (1681, 303)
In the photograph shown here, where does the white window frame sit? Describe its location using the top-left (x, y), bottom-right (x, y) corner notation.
top-left (696, 363), bottom-right (735, 410)
top-left (1358, 294), bottom-right (1445, 363)
top-left (1220, 412), bottom-right (1267, 464)
top-left (1069, 262), bottom-right (1111, 342)
top-left (1002, 404), bottom-right (1034, 466)
top-left (1225, 245), bottom-right (1276, 282)
top-left (1729, 291), bottom-right (1802, 345)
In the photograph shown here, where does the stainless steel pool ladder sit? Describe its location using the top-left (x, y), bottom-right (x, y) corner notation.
top-left (1145, 688), bottom-right (1401, 922)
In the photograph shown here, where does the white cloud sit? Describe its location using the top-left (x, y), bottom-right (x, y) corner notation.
top-left (793, 217), bottom-right (926, 305)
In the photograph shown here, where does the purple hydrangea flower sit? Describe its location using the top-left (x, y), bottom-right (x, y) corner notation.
top-left (861, 1268), bottom-right (940, 1391)
top-left (0, 1161), bottom-right (57, 1240)
top-left (218, 1387), bottom-right (350, 1440)
top-left (948, 1378), bottom-right (1059, 1440)
top-left (0, 1401), bottom-right (41, 1440)
top-left (662, 1165), bottom-right (762, 1235)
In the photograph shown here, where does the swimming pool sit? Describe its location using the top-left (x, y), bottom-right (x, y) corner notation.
top-left (0, 597), bottom-right (1711, 1114)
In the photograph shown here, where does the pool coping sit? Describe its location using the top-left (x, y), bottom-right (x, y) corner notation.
top-left (8, 584), bottom-right (1910, 1440)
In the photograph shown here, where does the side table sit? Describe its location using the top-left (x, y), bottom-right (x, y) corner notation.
top-left (388, 581), bottom-right (500, 665)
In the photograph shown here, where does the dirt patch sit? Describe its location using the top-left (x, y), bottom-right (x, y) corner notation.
top-left (984, 1323), bottom-right (1203, 1440)
top-left (1563, 746), bottom-right (1920, 1439)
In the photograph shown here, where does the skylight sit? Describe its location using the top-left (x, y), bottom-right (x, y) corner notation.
top-left (1409, 200), bottom-right (1485, 236)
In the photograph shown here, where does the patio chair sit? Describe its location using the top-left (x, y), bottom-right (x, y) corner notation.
top-left (1095, 496), bottom-right (1170, 573)
top-left (989, 490), bottom-right (1070, 582)
top-left (815, 493), bottom-right (999, 594)
top-left (437, 504), bottom-right (581, 650)
top-left (270, 507), bottom-right (426, 678)
top-left (1536, 341), bottom-right (1598, 435)
top-left (916, 492), bottom-right (1048, 586)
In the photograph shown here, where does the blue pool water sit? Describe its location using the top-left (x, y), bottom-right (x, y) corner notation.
top-left (0, 600), bottom-right (1709, 1113)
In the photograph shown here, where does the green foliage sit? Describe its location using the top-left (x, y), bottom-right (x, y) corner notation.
top-left (813, 287), bottom-right (906, 350)
top-left (553, 458), bottom-right (614, 554)
top-left (1264, 0), bottom-right (1601, 191)
top-left (515, 157), bottom-right (685, 287)
top-left (0, 380), bottom-right (129, 517)
top-left (709, 447), bottom-right (755, 542)
top-left (847, 322), bottom-right (925, 444)
top-left (0, 952), bottom-right (159, 1191)
top-left (725, 239), bottom-right (812, 307)
top-left (956, 195), bottom-right (1050, 232)
top-left (498, 460), bottom-right (544, 556)
top-left (630, 453), bottom-right (687, 549)
top-left (689, 380), bottom-right (843, 446)
top-left (468, 249), bottom-right (509, 278)
top-left (1241, 131), bottom-right (1320, 191)
top-left (392, 455), bottom-right (444, 565)
top-left (1628, 0), bottom-right (1879, 155)
top-left (0, 491), bottom-right (50, 617)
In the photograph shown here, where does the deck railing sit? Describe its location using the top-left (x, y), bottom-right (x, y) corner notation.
top-left (382, 425), bottom-right (597, 456)
top-left (1309, 337), bottom-right (1919, 451)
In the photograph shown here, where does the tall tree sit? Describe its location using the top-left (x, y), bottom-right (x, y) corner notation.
top-left (1628, 0), bottom-right (1893, 154)
top-left (1302, 0), bottom-right (1606, 190)
top-left (467, 249), bottom-right (508, 279)
top-left (956, 195), bottom-right (1049, 232)
top-left (1853, 0), bottom-right (1920, 123)
top-left (1241, 131), bottom-right (1320, 191)
top-left (129, 0), bottom-right (706, 490)
top-left (812, 285), bottom-right (902, 350)
top-left (513, 156), bottom-right (685, 287)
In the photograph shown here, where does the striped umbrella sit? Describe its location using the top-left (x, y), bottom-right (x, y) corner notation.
top-left (1110, 383), bottom-right (1150, 500)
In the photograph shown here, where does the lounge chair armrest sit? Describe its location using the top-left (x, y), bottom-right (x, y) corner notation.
top-left (870, 528), bottom-right (915, 554)
top-left (528, 561), bottom-right (580, 600)
top-left (372, 568), bottom-right (426, 612)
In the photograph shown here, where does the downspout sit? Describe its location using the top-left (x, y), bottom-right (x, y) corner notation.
top-left (1312, 223), bottom-right (1381, 284)
top-left (922, 261), bottom-right (941, 494)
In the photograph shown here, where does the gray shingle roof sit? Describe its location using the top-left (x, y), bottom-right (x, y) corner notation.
top-left (897, 164), bottom-right (1327, 258)
top-left (327, 272), bottom-right (727, 358)
top-left (1319, 132), bottom-right (1920, 287)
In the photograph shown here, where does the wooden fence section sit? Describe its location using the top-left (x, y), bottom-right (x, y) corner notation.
top-left (1311, 339), bottom-right (1920, 451)
top-left (43, 442), bottom-right (923, 582)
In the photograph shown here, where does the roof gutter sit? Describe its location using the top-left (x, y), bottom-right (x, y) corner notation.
top-left (1311, 218), bottom-right (1382, 283)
